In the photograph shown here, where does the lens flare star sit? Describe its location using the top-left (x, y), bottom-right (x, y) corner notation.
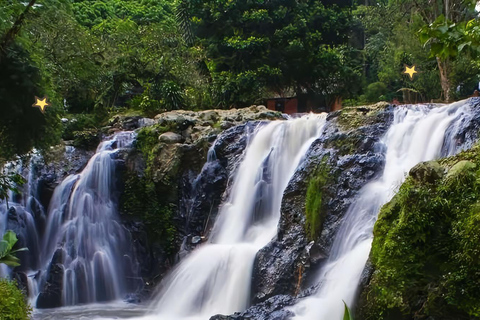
top-left (32, 96), bottom-right (51, 113)
top-left (403, 65), bottom-right (418, 80)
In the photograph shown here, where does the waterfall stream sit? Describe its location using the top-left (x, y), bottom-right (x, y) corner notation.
top-left (138, 114), bottom-right (326, 320)
top-left (30, 131), bottom-right (141, 307)
top-left (291, 101), bottom-right (476, 320)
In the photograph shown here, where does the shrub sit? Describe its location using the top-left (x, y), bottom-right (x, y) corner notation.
top-left (364, 81), bottom-right (388, 103)
top-left (0, 278), bottom-right (32, 320)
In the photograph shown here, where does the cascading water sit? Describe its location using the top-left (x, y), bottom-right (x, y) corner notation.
top-left (0, 154), bottom-right (45, 279)
top-left (291, 100), bottom-right (476, 320)
top-left (33, 131), bottom-right (141, 307)
top-left (138, 114), bottom-right (327, 320)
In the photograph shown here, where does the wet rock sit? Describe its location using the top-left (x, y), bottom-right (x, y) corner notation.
top-left (200, 110), bottom-right (220, 122)
top-left (210, 295), bottom-right (295, 320)
top-left (251, 106), bottom-right (394, 305)
top-left (409, 161), bottom-right (445, 183)
top-left (36, 249), bottom-right (65, 309)
top-left (108, 115), bottom-right (147, 131)
top-left (191, 236), bottom-right (202, 244)
top-left (159, 132), bottom-right (184, 144)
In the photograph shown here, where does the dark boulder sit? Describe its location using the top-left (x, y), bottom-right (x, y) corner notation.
top-left (36, 249), bottom-right (65, 309)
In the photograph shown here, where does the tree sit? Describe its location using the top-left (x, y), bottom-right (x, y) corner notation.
top-left (401, 0), bottom-right (477, 101)
top-left (189, 0), bottom-right (361, 107)
top-left (0, 0), bottom-right (37, 60)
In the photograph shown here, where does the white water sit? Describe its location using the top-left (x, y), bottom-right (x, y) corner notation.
top-left (292, 101), bottom-right (475, 320)
top-left (133, 114), bottom-right (326, 320)
top-left (32, 131), bottom-right (140, 306)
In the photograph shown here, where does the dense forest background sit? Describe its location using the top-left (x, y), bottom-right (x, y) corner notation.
top-left (1, 0), bottom-right (480, 162)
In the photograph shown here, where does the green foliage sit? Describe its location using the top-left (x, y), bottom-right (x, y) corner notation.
top-left (0, 43), bottom-right (62, 161)
top-left (364, 82), bottom-right (388, 103)
top-left (363, 148), bottom-right (480, 319)
top-left (0, 278), bottom-right (32, 320)
top-left (305, 158), bottom-right (331, 241)
top-left (190, 0), bottom-right (361, 107)
top-left (62, 114), bottom-right (98, 140)
top-left (343, 301), bottom-right (354, 320)
top-left (0, 231), bottom-right (28, 267)
top-left (0, 173), bottom-right (25, 209)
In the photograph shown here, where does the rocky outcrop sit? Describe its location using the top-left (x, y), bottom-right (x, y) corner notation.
top-left (249, 104), bottom-right (394, 310)
top-left (119, 107), bottom-right (283, 287)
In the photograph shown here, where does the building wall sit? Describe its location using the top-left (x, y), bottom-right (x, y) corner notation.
top-left (266, 98), bottom-right (298, 114)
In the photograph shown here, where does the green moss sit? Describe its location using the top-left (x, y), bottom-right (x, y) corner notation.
top-left (136, 124), bottom-right (178, 175)
top-left (0, 278), bottom-right (32, 320)
top-left (121, 173), bottom-right (176, 254)
top-left (362, 147), bottom-right (480, 319)
top-left (325, 133), bottom-right (361, 156)
top-left (305, 158), bottom-right (332, 241)
top-left (123, 124), bottom-right (183, 254)
top-left (337, 102), bottom-right (389, 131)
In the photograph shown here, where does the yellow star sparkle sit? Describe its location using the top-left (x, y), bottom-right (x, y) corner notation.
top-left (32, 96), bottom-right (51, 113)
top-left (403, 65), bottom-right (418, 80)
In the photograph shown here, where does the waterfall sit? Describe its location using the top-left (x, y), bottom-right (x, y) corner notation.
top-left (291, 101), bottom-right (476, 320)
top-left (32, 131), bottom-right (140, 307)
top-left (0, 154), bottom-right (45, 279)
top-left (138, 114), bottom-right (326, 320)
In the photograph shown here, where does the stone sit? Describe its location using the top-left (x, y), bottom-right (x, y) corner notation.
top-left (210, 295), bottom-right (295, 320)
top-left (36, 249), bottom-right (65, 309)
top-left (445, 160), bottom-right (477, 183)
top-left (409, 161), bottom-right (445, 183)
top-left (200, 110), bottom-right (219, 122)
top-left (159, 132), bottom-right (184, 144)
top-left (191, 236), bottom-right (202, 244)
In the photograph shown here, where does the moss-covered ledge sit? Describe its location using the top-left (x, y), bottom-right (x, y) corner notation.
top-left (358, 146), bottom-right (480, 320)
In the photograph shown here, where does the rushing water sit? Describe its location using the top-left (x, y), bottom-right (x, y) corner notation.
top-left (291, 101), bottom-right (476, 320)
top-left (29, 132), bottom-right (141, 307)
top-left (128, 114), bottom-right (326, 320)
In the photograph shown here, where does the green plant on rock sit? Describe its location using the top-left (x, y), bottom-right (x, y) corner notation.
top-left (0, 230), bottom-right (28, 267)
top-left (0, 278), bottom-right (32, 320)
top-left (305, 158), bottom-right (332, 241)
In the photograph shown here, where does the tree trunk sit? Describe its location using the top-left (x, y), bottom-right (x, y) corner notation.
top-left (0, 0), bottom-right (37, 58)
top-left (436, 56), bottom-right (451, 102)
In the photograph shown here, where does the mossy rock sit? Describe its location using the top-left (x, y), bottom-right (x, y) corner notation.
top-left (409, 160), bottom-right (445, 184)
top-left (361, 147), bottom-right (480, 320)
top-left (337, 102), bottom-right (390, 131)
top-left (444, 160), bottom-right (476, 185)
